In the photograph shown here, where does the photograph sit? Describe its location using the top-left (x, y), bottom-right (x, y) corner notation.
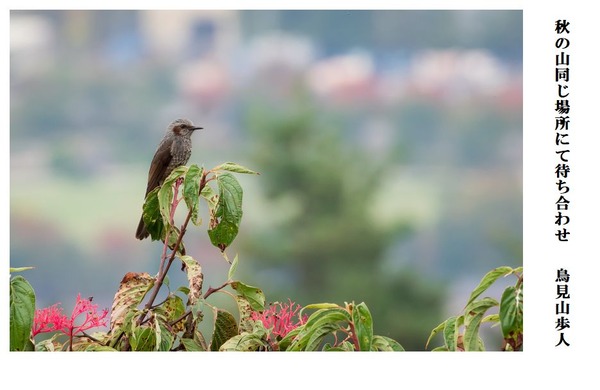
top-left (5, 1), bottom-right (597, 388)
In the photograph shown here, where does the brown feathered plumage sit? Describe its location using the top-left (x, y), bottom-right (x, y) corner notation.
top-left (136, 119), bottom-right (202, 239)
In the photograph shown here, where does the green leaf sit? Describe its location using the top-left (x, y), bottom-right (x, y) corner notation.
top-left (84, 345), bottom-right (118, 351)
top-left (464, 322), bottom-right (486, 351)
top-left (228, 254), bottom-right (239, 281)
top-left (155, 322), bottom-right (173, 351)
top-left (482, 314), bottom-right (500, 328)
top-left (9, 275), bottom-right (36, 351)
top-left (200, 185), bottom-right (218, 209)
top-left (287, 307), bottom-right (351, 351)
top-left (278, 326), bottom-right (302, 351)
top-left (443, 315), bottom-right (463, 351)
top-left (211, 309), bottom-right (239, 351)
top-left (235, 295), bottom-right (255, 333)
top-left (155, 295), bottom-right (185, 330)
top-left (183, 164), bottom-right (203, 225)
top-left (299, 303), bottom-right (340, 320)
top-left (304, 323), bottom-right (339, 351)
top-left (463, 297), bottom-right (498, 351)
top-left (352, 302), bottom-right (373, 351)
top-left (500, 286), bottom-right (523, 338)
top-left (324, 341), bottom-right (356, 351)
top-left (302, 303), bottom-right (340, 309)
top-left (142, 187), bottom-right (164, 240)
top-left (181, 337), bottom-right (206, 351)
top-left (301, 302), bottom-right (340, 310)
top-left (214, 162), bottom-right (259, 175)
top-left (110, 272), bottom-right (155, 332)
top-left (35, 333), bottom-right (62, 351)
top-left (231, 281), bottom-right (265, 311)
top-left (207, 173), bottom-right (243, 251)
top-left (371, 335), bottom-right (405, 351)
top-left (219, 321), bottom-right (269, 351)
top-left (130, 326), bottom-right (156, 351)
top-left (194, 329), bottom-right (208, 350)
top-left (425, 320), bottom-right (446, 349)
top-left (177, 286), bottom-right (190, 296)
top-left (10, 266), bottom-right (34, 273)
top-left (465, 297), bottom-right (499, 316)
top-left (190, 298), bottom-right (205, 323)
top-left (165, 225), bottom-right (185, 255)
top-left (466, 266), bottom-right (514, 307)
top-left (219, 333), bottom-right (267, 351)
top-left (158, 165), bottom-right (188, 227)
top-left (180, 255), bottom-right (203, 307)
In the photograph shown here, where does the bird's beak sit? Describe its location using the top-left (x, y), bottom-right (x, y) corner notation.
top-left (192, 127), bottom-right (203, 131)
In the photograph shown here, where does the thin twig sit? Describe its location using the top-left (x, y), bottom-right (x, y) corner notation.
top-left (170, 310), bottom-right (192, 327)
top-left (203, 281), bottom-right (232, 300)
top-left (77, 331), bottom-right (104, 344)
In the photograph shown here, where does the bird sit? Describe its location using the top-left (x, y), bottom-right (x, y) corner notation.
top-left (135, 118), bottom-right (202, 240)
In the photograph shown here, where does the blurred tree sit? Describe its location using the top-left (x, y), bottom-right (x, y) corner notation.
top-left (241, 91), bottom-right (445, 349)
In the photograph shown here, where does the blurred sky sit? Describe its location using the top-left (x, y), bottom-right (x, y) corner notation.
top-left (10, 10), bottom-right (522, 348)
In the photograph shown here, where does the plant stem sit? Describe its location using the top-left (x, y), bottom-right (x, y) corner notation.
top-left (170, 311), bottom-right (192, 327)
top-left (203, 280), bottom-right (233, 300)
top-left (347, 317), bottom-right (361, 351)
top-left (159, 224), bottom-right (171, 279)
top-left (159, 179), bottom-right (182, 276)
top-left (170, 178), bottom-right (182, 226)
top-left (136, 172), bottom-right (208, 327)
top-left (69, 328), bottom-right (73, 351)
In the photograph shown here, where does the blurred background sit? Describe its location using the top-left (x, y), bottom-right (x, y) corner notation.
top-left (10, 10), bottom-right (522, 350)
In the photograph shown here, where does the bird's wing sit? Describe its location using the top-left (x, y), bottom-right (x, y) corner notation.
top-left (145, 141), bottom-right (172, 196)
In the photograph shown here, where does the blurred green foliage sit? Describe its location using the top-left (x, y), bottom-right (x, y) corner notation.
top-left (242, 94), bottom-right (445, 349)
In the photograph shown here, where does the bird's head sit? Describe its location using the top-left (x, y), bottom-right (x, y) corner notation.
top-left (169, 118), bottom-right (202, 137)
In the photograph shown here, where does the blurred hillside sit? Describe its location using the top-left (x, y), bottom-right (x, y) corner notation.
top-left (10, 10), bottom-right (522, 350)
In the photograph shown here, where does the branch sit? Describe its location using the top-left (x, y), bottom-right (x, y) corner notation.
top-left (77, 331), bottom-right (104, 344)
top-left (136, 171), bottom-right (208, 327)
top-left (170, 310), bottom-right (192, 327)
top-left (203, 281), bottom-right (232, 300)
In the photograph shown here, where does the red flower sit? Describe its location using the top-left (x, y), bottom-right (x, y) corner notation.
top-left (251, 299), bottom-right (306, 338)
top-left (68, 294), bottom-right (109, 336)
top-left (32, 304), bottom-right (69, 337)
top-left (32, 294), bottom-right (109, 338)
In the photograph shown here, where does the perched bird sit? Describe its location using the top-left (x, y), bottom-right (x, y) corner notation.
top-left (136, 118), bottom-right (202, 239)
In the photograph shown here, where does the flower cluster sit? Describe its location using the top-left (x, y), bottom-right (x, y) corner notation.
top-left (251, 299), bottom-right (306, 339)
top-left (32, 294), bottom-right (109, 338)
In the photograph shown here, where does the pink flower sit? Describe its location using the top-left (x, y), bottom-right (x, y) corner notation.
top-left (68, 294), bottom-right (109, 336)
top-left (32, 304), bottom-right (69, 337)
top-left (251, 299), bottom-right (306, 339)
top-left (32, 294), bottom-right (109, 338)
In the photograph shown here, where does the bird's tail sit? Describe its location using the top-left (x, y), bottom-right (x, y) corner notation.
top-left (135, 215), bottom-right (149, 240)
